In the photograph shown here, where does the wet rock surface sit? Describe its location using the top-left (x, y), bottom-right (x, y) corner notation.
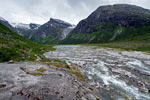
top-left (0, 62), bottom-right (101, 100)
top-left (44, 45), bottom-right (150, 100)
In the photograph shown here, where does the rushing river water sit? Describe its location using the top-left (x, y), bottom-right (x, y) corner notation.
top-left (44, 45), bottom-right (150, 100)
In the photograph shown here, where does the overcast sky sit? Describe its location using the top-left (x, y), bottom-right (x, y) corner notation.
top-left (0, 0), bottom-right (150, 25)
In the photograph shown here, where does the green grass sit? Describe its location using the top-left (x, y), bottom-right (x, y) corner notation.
top-left (94, 26), bottom-right (150, 52)
top-left (35, 68), bottom-right (46, 72)
top-left (30, 34), bottom-right (55, 44)
top-left (61, 23), bottom-right (123, 44)
top-left (84, 39), bottom-right (150, 53)
top-left (0, 22), bottom-right (55, 62)
top-left (62, 24), bottom-right (150, 52)
top-left (87, 42), bottom-right (150, 52)
top-left (20, 67), bottom-right (46, 76)
top-left (26, 71), bottom-right (46, 76)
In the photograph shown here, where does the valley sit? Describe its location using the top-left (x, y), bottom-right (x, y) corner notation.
top-left (0, 3), bottom-right (150, 100)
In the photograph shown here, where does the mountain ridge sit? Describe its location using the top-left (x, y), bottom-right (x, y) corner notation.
top-left (8, 18), bottom-right (75, 44)
top-left (61, 4), bottom-right (150, 44)
top-left (1, 4), bottom-right (150, 45)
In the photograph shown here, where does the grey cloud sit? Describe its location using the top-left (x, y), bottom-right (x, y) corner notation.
top-left (0, 0), bottom-right (149, 25)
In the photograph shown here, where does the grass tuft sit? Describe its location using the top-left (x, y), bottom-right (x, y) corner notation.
top-left (26, 72), bottom-right (46, 76)
top-left (36, 68), bottom-right (46, 72)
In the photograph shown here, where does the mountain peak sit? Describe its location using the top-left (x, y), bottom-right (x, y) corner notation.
top-left (49, 18), bottom-right (73, 27)
top-left (95, 4), bottom-right (150, 15)
top-left (64, 4), bottom-right (150, 44)
top-left (72, 4), bottom-right (150, 34)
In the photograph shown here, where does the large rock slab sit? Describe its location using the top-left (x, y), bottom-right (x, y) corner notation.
top-left (0, 62), bottom-right (101, 100)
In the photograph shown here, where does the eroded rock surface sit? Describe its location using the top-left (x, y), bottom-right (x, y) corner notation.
top-left (0, 62), bottom-right (101, 100)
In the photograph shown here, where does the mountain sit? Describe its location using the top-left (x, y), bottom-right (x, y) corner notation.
top-left (29, 18), bottom-right (75, 44)
top-left (10, 18), bottom-right (75, 44)
top-left (0, 22), bottom-right (54, 62)
top-left (62, 4), bottom-right (150, 44)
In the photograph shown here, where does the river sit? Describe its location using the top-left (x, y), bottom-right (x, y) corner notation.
top-left (44, 45), bottom-right (150, 100)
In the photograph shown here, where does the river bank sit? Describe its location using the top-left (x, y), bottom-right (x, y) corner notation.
top-left (45, 45), bottom-right (150, 100)
top-left (0, 45), bottom-right (150, 100)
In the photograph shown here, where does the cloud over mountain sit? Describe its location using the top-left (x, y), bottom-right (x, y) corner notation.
top-left (0, 0), bottom-right (150, 24)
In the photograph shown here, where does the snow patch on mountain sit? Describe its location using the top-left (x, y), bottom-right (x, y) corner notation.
top-left (61, 25), bottom-right (76, 40)
top-left (10, 22), bottom-right (31, 29)
top-left (0, 16), bottom-right (7, 21)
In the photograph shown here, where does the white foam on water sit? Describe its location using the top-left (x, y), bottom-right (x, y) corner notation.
top-left (127, 59), bottom-right (150, 74)
top-left (85, 60), bottom-right (150, 100)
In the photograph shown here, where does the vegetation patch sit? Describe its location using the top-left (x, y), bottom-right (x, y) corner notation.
top-left (47, 62), bottom-right (70, 69)
top-left (80, 25), bottom-right (150, 53)
top-left (20, 67), bottom-right (46, 76)
top-left (69, 69), bottom-right (87, 81)
top-left (86, 41), bottom-right (150, 53)
top-left (36, 68), bottom-right (46, 72)
top-left (26, 72), bottom-right (46, 76)
top-left (0, 22), bottom-right (55, 62)
top-left (30, 34), bottom-right (55, 44)
top-left (46, 62), bottom-right (87, 81)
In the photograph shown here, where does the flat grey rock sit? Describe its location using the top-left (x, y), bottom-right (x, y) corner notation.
top-left (0, 62), bottom-right (101, 100)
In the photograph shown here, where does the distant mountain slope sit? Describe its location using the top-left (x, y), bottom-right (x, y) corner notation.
top-left (29, 18), bottom-right (75, 44)
top-left (62, 4), bottom-right (150, 44)
top-left (0, 22), bottom-right (55, 62)
top-left (0, 16), bottom-right (15, 31)
top-left (10, 18), bottom-right (75, 44)
top-left (9, 22), bottom-right (41, 36)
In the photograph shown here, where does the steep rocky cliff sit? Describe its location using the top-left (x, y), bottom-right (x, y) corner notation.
top-left (62, 4), bottom-right (150, 44)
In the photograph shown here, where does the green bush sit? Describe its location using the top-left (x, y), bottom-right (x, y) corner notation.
top-left (0, 47), bottom-right (19, 62)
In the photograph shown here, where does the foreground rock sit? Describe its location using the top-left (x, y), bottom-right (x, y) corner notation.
top-left (0, 62), bottom-right (101, 100)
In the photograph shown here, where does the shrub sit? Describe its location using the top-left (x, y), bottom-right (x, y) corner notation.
top-left (0, 47), bottom-right (19, 62)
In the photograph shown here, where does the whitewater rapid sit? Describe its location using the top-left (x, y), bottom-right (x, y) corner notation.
top-left (44, 45), bottom-right (150, 100)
